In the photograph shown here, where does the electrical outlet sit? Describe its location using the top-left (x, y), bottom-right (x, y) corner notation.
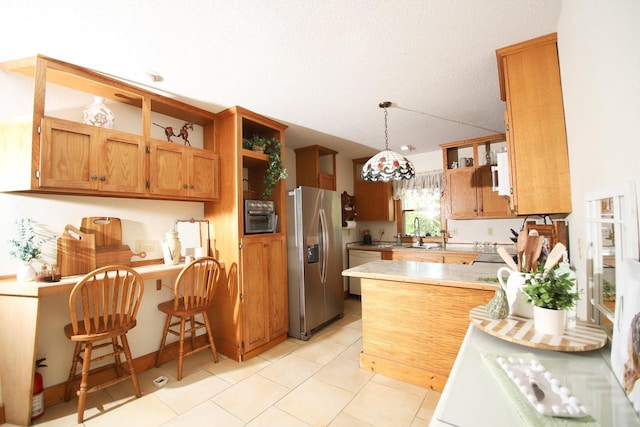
top-left (449, 228), bottom-right (457, 236)
top-left (487, 227), bottom-right (493, 236)
top-left (135, 240), bottom-right (157, 253)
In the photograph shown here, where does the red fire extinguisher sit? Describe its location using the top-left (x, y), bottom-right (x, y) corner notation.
top-left (32, 357), bottom-right (47, 420)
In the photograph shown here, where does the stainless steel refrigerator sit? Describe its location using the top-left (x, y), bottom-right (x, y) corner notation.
top-left (286, 186), bottom-right (344, 340)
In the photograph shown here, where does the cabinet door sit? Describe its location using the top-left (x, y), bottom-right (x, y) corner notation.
top-left (353, 158), bottom-right (394, 221)
top-left (446, 169), bottom-right (477, 218)
top-left (266, 237), bottom-right (288, 339)
top-left (318, 173), bottom-right (336, 191)
top-left (477, 166), bottom-right (511, 217)
top-left (40, 118), bottom-right (95, 190)
top-left (391, 251), bottom-right (443, 263)
top-left (99, 130), bottom-right (146, 194)
top-left (149, 140), bottom-right (187, 197)
top-left (443, 253), bottom-right (479, 264)
top-left (241, 237), bottom-right (271, 352)
top-left (188, 148), bottom-right (219, 200)
top-left (500, 35), bottom-right (571, 215)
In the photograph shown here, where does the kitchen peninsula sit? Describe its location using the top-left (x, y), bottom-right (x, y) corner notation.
top-left (342, 260), bottom-right (501, 391)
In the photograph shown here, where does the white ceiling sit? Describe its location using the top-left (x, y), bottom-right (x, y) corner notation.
top-left (2, 0), bottom-right (561, 159)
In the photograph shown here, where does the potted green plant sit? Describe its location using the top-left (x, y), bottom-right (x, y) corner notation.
top-left (243, 135), bottom-right (267, 153)
top-left (8, 218), bottom-right (54, 282)
top-left (521, 263), bottom-right (580, 335)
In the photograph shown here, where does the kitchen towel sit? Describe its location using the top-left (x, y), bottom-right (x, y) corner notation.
top-left (481, 352), bottom-right (598, 427)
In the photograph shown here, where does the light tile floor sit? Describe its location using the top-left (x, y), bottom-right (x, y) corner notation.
top-left (29, 297), bottom-right (441, 427)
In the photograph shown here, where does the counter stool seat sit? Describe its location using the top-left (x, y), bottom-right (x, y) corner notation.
top-left (63, 265), bottom-right (144, 424)
top-left (156, 256), bottom-right (221, 380)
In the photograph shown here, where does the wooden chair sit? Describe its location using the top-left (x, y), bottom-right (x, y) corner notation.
top-left (63, 265), bottom-right (145, 423)
top-left (156, 256), bottom-right (221, 380)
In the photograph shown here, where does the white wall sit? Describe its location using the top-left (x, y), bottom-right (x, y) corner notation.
top-left (557, 0), bottom-right (640, 319)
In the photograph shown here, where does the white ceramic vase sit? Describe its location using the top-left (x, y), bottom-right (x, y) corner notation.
top-left (162, 230), bottom-right (181, 265)
top-left (16, 261), bottom-right (36, 282)
top-left (533, 305), bottom-right (566, 335)
top-left (497, 267), bottom-right (533, 318)
top-left (83, 96), bottom-right (115, 128)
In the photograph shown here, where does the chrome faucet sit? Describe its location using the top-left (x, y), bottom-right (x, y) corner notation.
top-left (414, 217), bottom-right (422, 246)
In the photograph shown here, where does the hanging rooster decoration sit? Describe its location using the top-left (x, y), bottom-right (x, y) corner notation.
top-left (153, 122), bottom-right (193, 146)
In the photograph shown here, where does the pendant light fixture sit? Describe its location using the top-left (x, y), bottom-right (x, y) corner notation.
top-left (361, 102), bottom-right (415, 182)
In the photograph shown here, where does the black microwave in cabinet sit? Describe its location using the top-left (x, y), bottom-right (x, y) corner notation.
top-left (244, 200), bottom-right (277, 234)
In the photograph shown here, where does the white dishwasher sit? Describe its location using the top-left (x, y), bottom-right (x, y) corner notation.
top-left (348, 249), bottom-right (382, 295)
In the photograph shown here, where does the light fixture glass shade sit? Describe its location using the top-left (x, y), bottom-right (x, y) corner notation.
top-left (362, 149), bottom-right (415, 182)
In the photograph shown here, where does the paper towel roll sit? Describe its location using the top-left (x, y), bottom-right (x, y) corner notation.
top-left (343, 220), bottom-right (357, 229)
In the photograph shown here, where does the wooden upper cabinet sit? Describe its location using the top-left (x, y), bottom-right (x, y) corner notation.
top-left (0, 54), bottom-right (218, 201)
top-left (352, 157), bottom-right (394, 221)
top-left (149, 139), bottom-right (219, 200)
top-left (295, 145), bottom-right (337, 190)
top-left (441, 134), bottom-right (512, 220)
top-left (40, 117), bottom-right (146, 194)
top-left (497, 33), bottom-right (571, 215)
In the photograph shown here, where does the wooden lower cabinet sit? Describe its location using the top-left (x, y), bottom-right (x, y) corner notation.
top-left (209, 234), bottom-right (288, 361)
top-left (241, 235), bottom-right (288, 354)
top-left (389, 250), bottom-right (479, 264)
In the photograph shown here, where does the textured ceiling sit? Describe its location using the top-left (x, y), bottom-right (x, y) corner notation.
top-left (2, 0), bottom-right (561, 159)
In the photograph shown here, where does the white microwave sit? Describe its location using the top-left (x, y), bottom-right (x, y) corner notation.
top-left (491, 151), bottom-right (510, 196)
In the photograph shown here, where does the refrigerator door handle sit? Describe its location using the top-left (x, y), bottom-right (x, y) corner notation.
top-left (319, 208), bottom-right (328, 284)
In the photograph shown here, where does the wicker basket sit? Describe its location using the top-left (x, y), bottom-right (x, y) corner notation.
top-left (243, 179), bottom-right (260, 200)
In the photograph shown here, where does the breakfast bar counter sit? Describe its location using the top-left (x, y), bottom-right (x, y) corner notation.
top-left (0, 262), bottom-right (190, 426)
top-left (342, 260), bottom-right (501, 391)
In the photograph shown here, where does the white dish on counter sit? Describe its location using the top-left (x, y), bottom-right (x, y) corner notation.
top-left (496, 356), bottom-right (589, 418)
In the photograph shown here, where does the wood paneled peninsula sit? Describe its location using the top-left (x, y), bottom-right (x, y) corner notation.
top-left (342, 260), bottom-right (501, 391)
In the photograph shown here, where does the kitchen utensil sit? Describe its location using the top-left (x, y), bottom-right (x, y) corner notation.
top-left (56, 225), bottom-right (97, 276)
top-left (517, 231), bottom-right (527, 271)
top-left (497, 247), bottom-right (519, 271)
top-left (543, 243), bottom-right (566, 273)
top-left (524, 235), bottom-right (540, 272)
top-left (531, 237), bottom-right (544, 271)
top-left (80, 217), bottom-right (122, 247)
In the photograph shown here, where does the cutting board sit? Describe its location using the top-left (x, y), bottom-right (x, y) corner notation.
top-left (80, 217), bottom-right (122, 247)
top-left (57, 225), bottom-right (96, 276)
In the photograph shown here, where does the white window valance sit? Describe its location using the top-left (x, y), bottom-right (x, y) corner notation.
top-left (392, 170), bottom-right (443, 200)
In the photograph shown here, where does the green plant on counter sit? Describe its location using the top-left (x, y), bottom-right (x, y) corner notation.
top-left (522, 263), bottom-right (579, 310)
top-left (8, 218), bottom-right (55, 262)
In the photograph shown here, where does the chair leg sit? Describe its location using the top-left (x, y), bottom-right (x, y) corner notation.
top-left (177, 317), bottom-right (187, 381)
top-left (77, 342), bottom-right (93, 424)
top-left (120, 333), bottom-right (142, 398)
top-left (190, 316), bottom-right (196, 351)
top-left (156, 314), bottom-right (172, 368)
top-left (202, 313), bottom-right (219, 363)
top-left (64, 341), bottom-right (83, 402)
top-left (112, 337), bottom-right (123, 377)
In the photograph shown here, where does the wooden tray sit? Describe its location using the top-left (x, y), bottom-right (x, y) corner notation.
top-left (469, 305), bottom-right (607, 352)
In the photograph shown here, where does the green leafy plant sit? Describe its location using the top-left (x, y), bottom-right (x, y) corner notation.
top-left (242, 136), bottom-right (267, 151)
top-left (258, 136), bottom-right (287, 199)
top-left (522, 263), bottom-right (580, 310)
top-left (8, 218), bottom-right (55, 262)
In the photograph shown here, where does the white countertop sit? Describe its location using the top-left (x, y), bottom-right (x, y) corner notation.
top-left (431, 324), bottom-right (640, 426)
top-left (342, 260), bottom-right (502, 290)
